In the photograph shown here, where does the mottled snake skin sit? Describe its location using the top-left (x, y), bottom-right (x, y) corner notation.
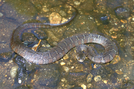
top-left (10, 4), bottom-right (117, 64)
top-left (11, 24), bottom-right (118, 64)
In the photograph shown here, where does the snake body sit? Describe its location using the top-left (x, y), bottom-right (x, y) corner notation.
top-left (10, 4), bottom-right (117, 64)
top-left (11, 23), bottom-right (118, 64)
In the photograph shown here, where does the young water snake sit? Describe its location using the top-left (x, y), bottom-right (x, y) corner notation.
top-left (10, 5), bottom-right (118, 64)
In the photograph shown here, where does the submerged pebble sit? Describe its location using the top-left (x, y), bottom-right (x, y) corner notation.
top-left (100, 15), bottom-right (109, 24)
top-left (87, 83), bottom-right (92, 88)
top-left (10, 66), bottom-right (18, 78)
top-left (0, 12), bottom-right (3, 17)
top-left (87, 73), bottom-right (93, 83)
top-left (74, 1), bottom-right (81, 6)
top-left (115, 7), bottom-right (130, 19)
top-left (60, 61), bottom-right (66, 66)
top-left (42, 5), bottom-right (49, 12)
top-left (94, 75), bottom-right (102, 82)
top-left (59, 10), bottom-right (66, 17)
top-left (63, 66), bottom-right (69, 72)
top-left (49, 12), bottom-right (62, 24)
top-left (81, 84), bottom-right (86, 89)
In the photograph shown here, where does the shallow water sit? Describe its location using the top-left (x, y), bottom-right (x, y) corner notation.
top-left (0, 0), bottom-right (133, 89)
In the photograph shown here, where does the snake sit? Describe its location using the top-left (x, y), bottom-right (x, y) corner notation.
top-left (10, 5), bottom-right (118, 64)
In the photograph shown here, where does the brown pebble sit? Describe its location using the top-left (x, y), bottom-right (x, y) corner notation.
top-left (111, 55), bottom-right (121, 64)
top-left (63, 54), bottom-right (69, 60)
top-left (94, 75), bottom-right (101, 82)
top-left (115, 69), bottom-right (123, 74)
top-left (87, 73), bottom-right (93, 83)
top-left (49, 12), bottom-right (62, 24)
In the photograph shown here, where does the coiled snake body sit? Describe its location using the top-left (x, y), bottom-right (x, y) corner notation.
top-left (11, 24), bottom-right (118, 64)
top-left (10, 5), bottom-right (118, 64)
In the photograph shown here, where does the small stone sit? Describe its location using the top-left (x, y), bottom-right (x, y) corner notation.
top-left (9, 60), bottom-right (13, 63)
top-left (0, 12), bottom-right (3, 17)
top-left (63, 66), bottom-right (69, 72)
top-left (61, 78), bottom-right (67, 83)
top-left (132, 17), bottom-right (134, 21)
top-left (61, 18), bottom-right (68, 24)
top-left (115, 7), bottom-right (130, 19)
top-left (46, 44), bottom-right (50, 47)
top-left (87, 73), bottom-right (93, 83)
top-left (115, 23), bottom-right (118, 25)
top-left (53, 42), bottom-right (57, 46)
top-left (94, 75), bottom-right (101, 82)
top-left (100, 15), bottom-right (109, 24)
top-left (93, 64), bottom-right (97, 68)
top-left (103, 80), bottom-right (108, 84)
top-left (10, 66), bottom-right (18, 78)
top-left (131, 22), bottom-right (134, 28)
top-left (81, 84), bottom-right (86, 89)
top-left (71, 66), bottom-right (74, 69)
top-left (59, 10), bottom-right (66, 16)
top-left (87, 83), bottom-right (92, 88)
top-left (42, 6), bottom-right (49, 12)
top-left (121, 24), bottom-right (124, 27)
top-left (5, 75), bottom-right (7, 77)
top-left (74, 1), bottom-right (81, 6)
top-left (18, 79), bottom-right (22, 84)
top-left (115, 69), bottom-right (123, 74)
top-left (60, 62), bottom-right (66, 66)
top-left (131, 46), bottom-right (134, 50)
top-left (63, 54), bottom-right (69, 60)
top-left (49, 12), bottom-right (62, 24)
top-left (111, 55), bottom-right (121, 64)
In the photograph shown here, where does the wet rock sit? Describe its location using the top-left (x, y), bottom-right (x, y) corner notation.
top-left (80, 84), bottom-right (86, 89)
top-left (14, 56), bottom-right (37, 85)
top-left (67, 72), bottom-right (87, 85)
top-left (106, 0), bottom-right (123, 9)
top-left (87, 83), bottom-right (92, 88)
top-left (62, 66), bottom-right (69, 72)
top-left (86, 73), bottom-right (93, 83)
top-left (49, 12), bottom-right (62, 24)
top-left (121, 80), bottom-right (134, 89)
top-left (60, 61), bottom-right (66, 66)
top-left (111, 55), bottom-right (121, 64)
top-left (94, 75), bottom-right (102, 82)
top-left (10, 66), bottom-right (18, 78)
top-left (0, 12), bottom-right (3, 17)
top-left (115, 6), bottom-right (130, 19)
top-left (74, 1), bottom-right (81, 6)
top-left (34, 64), bottom-right (60, 88)
top-left (131, 17), bottom-right (134, 28)
top-left (14, 56), bottom-right (28, 84)
top-left (59, 10), bottom-right (66, 17)
top-left (42, 5), bottom-right (49, 12)
top-left (100, 15), bottom-right (109, 24)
